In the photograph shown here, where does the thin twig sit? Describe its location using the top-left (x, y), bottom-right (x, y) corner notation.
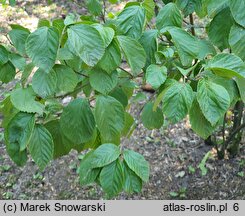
top-left (119, 67), bottom-right (134, 78)
top-left (55, 83), bottom-right (89, 99)
top-left (4, 34), bottom-right (14, 46)
top-left (74, 71), bottom-right (89, 78)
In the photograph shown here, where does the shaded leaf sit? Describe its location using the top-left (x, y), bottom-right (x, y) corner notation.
top-left (53, 64), bottom-right (78, 93)
top-left (0, 61), bottom-right (15, 83)
top-left (207, 8), bottom-right (234, 51)
top-left (95, 95), bottom-right (125, 144)
top-left (189, 99), bottom-right (217, 139)
top-left (141, 102), bottom-right (164, 129)
top-left (100, 159), bottom-right (124, 197)
top-left (29, 124), bottom-right (54, 171)
top-left (89, 69), bottom-right (118, 94)
top-left (60, 98), bottom-right (96, 144)
top-left (122, 161), bottom-right (142, 194)
top-left (32, 68), bottom-right (57, 98)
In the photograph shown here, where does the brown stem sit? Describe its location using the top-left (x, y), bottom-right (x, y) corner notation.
top-left (221, 101), bottom-right (244, 153)
top-left (224, 122), bottom-right (245, 147)
top-left (153, 0), bottom-right (159, 16)
top-left (101, 0), bottom-right (106, 23)
top-left (189, 14), bottom-right (195, 36)
top-left (222, 113), bottom-right (226, 143)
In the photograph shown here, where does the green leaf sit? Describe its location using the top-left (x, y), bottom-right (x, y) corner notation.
top-left (8, 29), bottom-right (29, 55)
top-left (0, 61), bottom-right (15, 83)
top-left (64, 13), bottom-right (79, 26)
top-left (189, 99), bottom-right (216, 139)
top-left (29, 124), bottom-right (54, 171)
top-left (89, 69), bottom-right (118, 94)
top-left (97, 39), bottom-right (122, 74)
top-left (10, 86), bottom-right (44, 114)
top-left (0, 96), bottom-right (19, 128)
top-left (229, 0), bottom-right (245, 27)
top-left (79, 150), bottom-right (100, 185)
top-left (109, 0), bottom-right (118, 3)
top-left (123, 161), bottom-right (142, 194)
top-left (176, 0), bottom-right (205, 17)
top-left (109, 87), bottom-right (128, 108)
top-left (117, 35), bottom-right (146, 75)
top-left (211, 76), bottom-right (240, 105)
top-left (4, 112), bottom-right (35, 166)
top-left (0, 45), bottom-right (9, 65)
top-left (32, 68), bottom-right (57, 98)
top-left (119, 78), bottom-right (135, 99)
top-left (131, 92), bottom-right (147, 103)
top-left (52, 19), bottom-right (65, 36)
top-left (141, 102), bottom-right (164, 129)
top-left (168, 27), bottom-right (199, 66)
top-left (205, 0), bottom-right (228, 17)
top-left (207, 7), bottom-right (234, 51)
top-left (5, 112), bottom-right (35, 152)
top-left (60, 98), bottom-right (96, 144)
top-left (229, 24), bottom-right (245, 61)
top-left (197, 79), bottom-right (230, 126)
top-left (9, 53), bottom-right (26, 71)
top-left (53, 64), bottom-right (78, 93)
top-left (9, 0), bottom-right (16, 6)
top-left (21, 63), bottom-right (35, 86)
top-left (139, 30), bottom-right (158, 68)
top-left (122, 112), bottom-right (135, 137)
top-left (81, 167), bottom-right (101, 186)
top-left (100, 159), bottom-right (124, 197)
top-left (162, 82), bottom-right (194, 123)
top-left (67, 24), bottom-right (105, 66)
top-left (10, 24), bottom-right (30, 32)
top-left (38, 19), bottom-right (51, 28)
top-left (95, 95), bottom-right (125, 144)
top-left (197, 40), bottom-right (216, 59)
top-left (45, 120), bottom-right (72, 159)
top-left (146, 64), bottom-right (167, 89)
top-left (116, 5), bottom-right (146, 39)
top-left (123, 149), bottom-right (149, 182)
top-left (92, 24), bottom-right (114, 48)
top-left (5, 141), bottom-right (28, 167)
top-left (25, 27), bottom-right (59, 72)
top-left (86, 0), bottom-right (102, 16)
top-left (236, 77), bottom-right (245, 102)
top-left (90, 143), bottom-right (120, 168)
top-left (57, 47), bottom-right (75, 61)
top-left (142, 0), bottom-right (155, 21)
top-left (206, 53), bottom-right (245, 79)
top-left (153, 79), bottom-right (178, 111)
top-left (156, 3), bottom-right (182, 30)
